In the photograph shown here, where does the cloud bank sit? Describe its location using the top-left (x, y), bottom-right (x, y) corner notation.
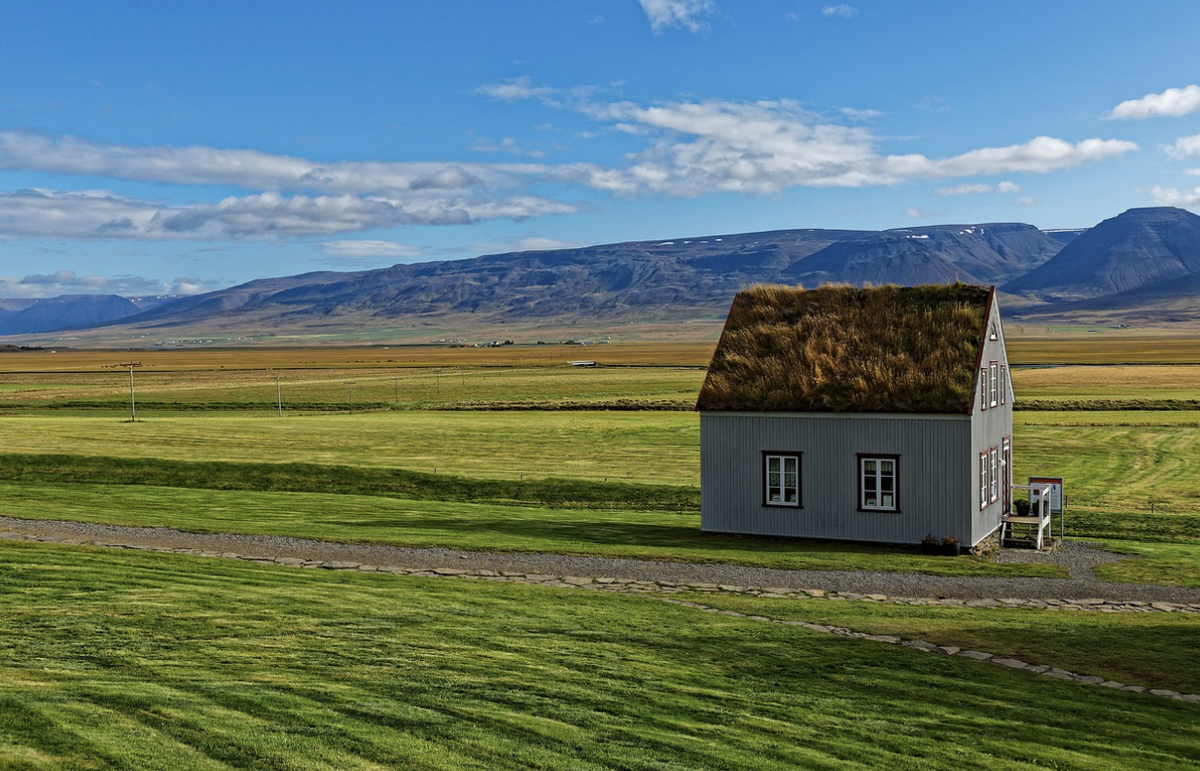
top-left (0, 89), bottom-right (1141, 243)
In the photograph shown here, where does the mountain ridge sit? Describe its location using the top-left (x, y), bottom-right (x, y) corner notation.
top-left (6, 207), bottom-right (1200, 342)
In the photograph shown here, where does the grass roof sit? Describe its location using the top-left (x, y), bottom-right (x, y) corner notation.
top-left (696, 283), bottom-right (992, 414)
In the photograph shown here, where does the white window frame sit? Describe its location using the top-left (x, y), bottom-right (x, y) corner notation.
top-left (980, 367), bottom-right (988, 411)
top-left (990, 448), bottom-right (999, 503)
top-left (763, 452), bottom-right (801, 507)
top-left (1000, 364), bottom-right (1007, 405)
top-left (979, 452), bottom-right (989, 510)
top-left (859, 455), bottom-right (899, 512)
top-left (989, 362), bottom-right (999, 408)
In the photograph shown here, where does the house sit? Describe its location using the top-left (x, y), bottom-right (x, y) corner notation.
top-left (695, 283), bottom-right (1013, 550)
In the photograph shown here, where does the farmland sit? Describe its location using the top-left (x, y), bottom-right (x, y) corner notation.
top-left (2, 341), bottom-right (1199, 768)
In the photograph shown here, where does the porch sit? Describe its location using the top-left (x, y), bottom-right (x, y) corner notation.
top-left (1003, 483), bottom-right (1056, 550)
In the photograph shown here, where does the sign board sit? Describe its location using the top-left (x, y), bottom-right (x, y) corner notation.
top-left (1028, 476), bottom-right (1064, 515)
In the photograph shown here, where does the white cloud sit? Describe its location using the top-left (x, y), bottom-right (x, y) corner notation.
top-left (0, 268), bottom-right (197, 299)
top-left (468, 236), bottom-right (587, 255)
top-left (934, 181), bottom-right (1021, 196)
top-left (470, 136), bottom-right (547, 158)
top-left (881, 136), bottom-right (1137, 181)
top-left (1109, 84), bottom-right (1200, 120)
top-left (1166, 133), bottom-right (1200, 159)
top-left (554, 98), bottom-right (1138, 195)
top-left (319, 240), bottom-right (426, 259)
top-left (171, 278), bottom-right (209, 294)
top-left (839, 107), bottom-right (882, 120)
top-left (0, 95), bottom-right (1142, 244)
top-left (0, 188), bottom-right (577, 241)
top-left (0, 131), bottom-right (526, 197)
top-left (475, 76), bottom-right (557, 104)
top-left (904, 207), bottom-right (929, 219)
top-left (822, 5), bottom-right (858, 18)
top-left (1014, 196), bottom-right (1037, 206)
top-left (638, 0), bottom-right (716, 35)
top-left (1152, 185), bottom-right (1200, 206)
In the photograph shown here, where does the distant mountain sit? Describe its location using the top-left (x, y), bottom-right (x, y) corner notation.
top-left (0, 294), bottom-right (144, 335)
top-left (1004, 207), bottom-right (1200, 301)
top-left (786, 223), bottom-right (1061, 287)
top-left (6, 207), bottom-right (1199, 343)
top-left (72, 224), bottom-right (1066, 338)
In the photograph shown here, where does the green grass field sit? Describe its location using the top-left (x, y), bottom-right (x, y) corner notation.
top-left (2, 348), bottom-right (1200, 767)
top-left (1, 541), bottom-right (1196, 771)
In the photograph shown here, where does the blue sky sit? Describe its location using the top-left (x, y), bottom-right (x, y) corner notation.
top-left (2, 0), bottom-right (1199, 298)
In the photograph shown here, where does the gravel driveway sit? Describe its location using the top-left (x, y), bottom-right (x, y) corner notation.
top-left (4, 515), bottom-right (1199, 604)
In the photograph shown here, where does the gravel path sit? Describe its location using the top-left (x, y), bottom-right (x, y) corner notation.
top-left (5, 515), bottom-right (1199, 604)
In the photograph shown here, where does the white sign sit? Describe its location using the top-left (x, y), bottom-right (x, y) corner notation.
top-left (1029, 476), bottom-right (1064, 515)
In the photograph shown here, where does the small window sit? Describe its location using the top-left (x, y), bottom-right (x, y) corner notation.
top-left (989, 362), bottom-right (999, 408)
top-left (979, 452), bottom-right (989, 510)
top-left (990, 448), bottom-right (999, 503)
top-left (859, 455), bottom-right (899, 512)
top-left (1000, 365), bottom-right (1007, 405)
top-left (763, 452), bottom-right (801, 507)
top-left (980, 368), bottom-right (988, 411)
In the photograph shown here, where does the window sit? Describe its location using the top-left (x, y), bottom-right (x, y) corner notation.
top-left (1000, 365), bottom-right (1007, 405)
top-left (980, 367), bottom-right (988, 411)
top-left (859, 455), bottom-right (899, 511)
top-left (990, 448), bottom-right (999, 503)
top-left (763, 452), bottom-right (801, 507)
top-left (989, 362), bottom-right (999, 408)
top-left (979, 452), bottom-right (989, 510)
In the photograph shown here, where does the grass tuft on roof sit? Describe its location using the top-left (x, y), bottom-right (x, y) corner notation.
top-left (696, 283), bottom-right (991, 413)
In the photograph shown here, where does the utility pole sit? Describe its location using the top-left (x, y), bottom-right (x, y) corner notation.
top-left (272, 375), bottom-right (284, 417)
top-left (117, 362), bottom-right (141, 422)
top-left (345, 381), bottom-right (356, 414)
top-left (392, 376), bottom-right (400, 404)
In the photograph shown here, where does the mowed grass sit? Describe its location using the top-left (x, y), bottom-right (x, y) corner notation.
top-left (1013, 413), bottom-right (1200, 541)
top-left (4, 408), bottom-right (1200, 540)
top-left (1, 540), bottom-right (1196, 771)
top-left (675, 591), bottom-right (1200, 694)
top-left (0, 477), bottom-right (1057, 577)
top-left (0, 412), bottom-right (700, 485)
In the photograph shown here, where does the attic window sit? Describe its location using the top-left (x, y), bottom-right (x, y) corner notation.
top-left (990, 323), bottom-right (999, 341)
top-left (763, 452), bottom-right (802, 507)
top-left (858, 455), bottom-right (899, 512)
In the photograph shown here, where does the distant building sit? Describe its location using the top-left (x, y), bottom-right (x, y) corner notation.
top-left (696, 284), bottom-right (1012, 549)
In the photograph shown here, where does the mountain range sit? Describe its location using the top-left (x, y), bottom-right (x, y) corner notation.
top-left (5, 206), bottom-right (1199, 342)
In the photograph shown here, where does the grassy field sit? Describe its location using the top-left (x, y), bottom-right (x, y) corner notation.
top-left (1, 541), bottom-right (1196, 771)
top-left (0, 363), bottom-right (707, 411)
top-left (680, 590), bottom-right (1200, 694)
top-left (0, 476), bottom-right (1058, 578)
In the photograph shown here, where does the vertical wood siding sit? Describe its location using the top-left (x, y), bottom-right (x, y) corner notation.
top-left (701, 412), bottom-right (972, 544)
top-left (970, 298), bottom-right (1015, 544)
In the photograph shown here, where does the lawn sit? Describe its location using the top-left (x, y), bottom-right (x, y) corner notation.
top-left (676, 590), bottom-right (1200, 694)
top-left (0, 363), bottom-right (707, 411)
top-left (1, 541), bottom-right (1196, 770)
top-left (0, 475), bottom-right (1057, 577)
top-left (0, 412), bottom-right (701, 485)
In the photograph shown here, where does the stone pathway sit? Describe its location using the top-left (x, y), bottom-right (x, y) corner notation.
top-left (3, 521), bottom-right (1198, 704)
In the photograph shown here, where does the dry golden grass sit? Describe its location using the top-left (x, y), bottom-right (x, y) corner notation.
top-left (0, 341), bottom-right (716, 373)
top-left (1005, 336), bottom-right (1200, 364)
top-left (697, 284), bottom-right (989, 412)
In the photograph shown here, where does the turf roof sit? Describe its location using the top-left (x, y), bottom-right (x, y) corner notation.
top-left (696, 283), bottom-right (993, 414)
